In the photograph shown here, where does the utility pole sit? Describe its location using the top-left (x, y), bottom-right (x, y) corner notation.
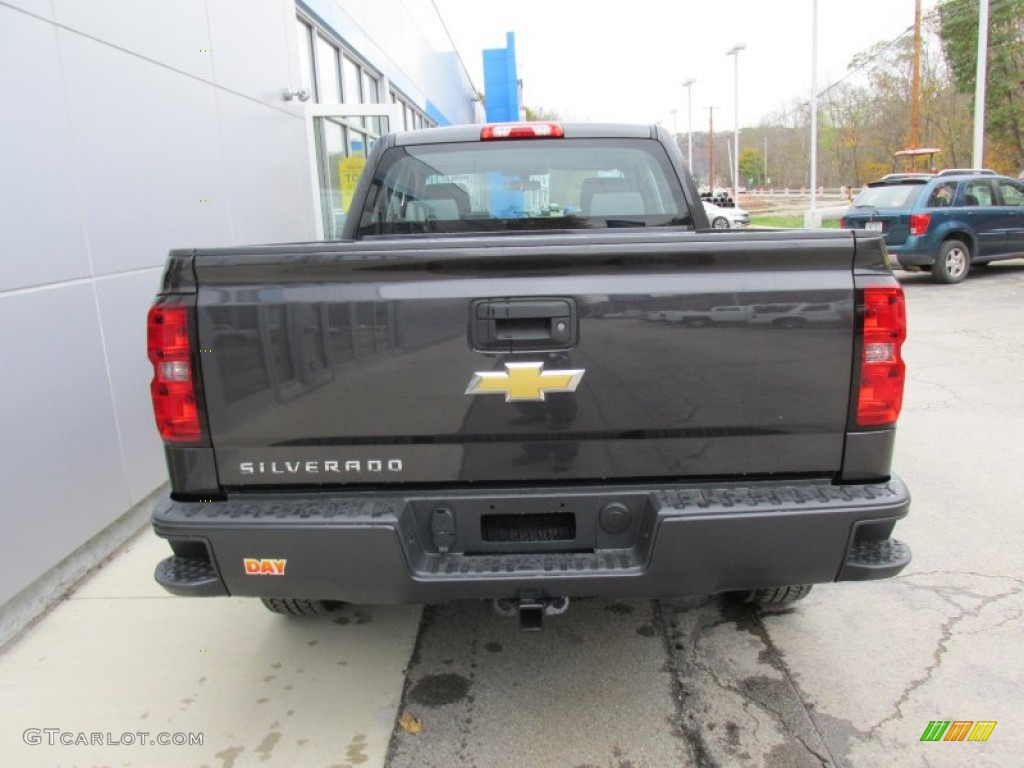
top-left (764, 135), bottom-right (768, 187)
top-left (910, 0), bottom-right (922, 153)
top-left (972, 0), bottom-right (990, 168)
top-left (707, 106), bottom-right (714, 192)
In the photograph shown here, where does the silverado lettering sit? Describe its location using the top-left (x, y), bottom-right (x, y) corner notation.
top-left (239, 460), bottom-right (404, 475)
top-left (148, 122), bottom-right (911, 629)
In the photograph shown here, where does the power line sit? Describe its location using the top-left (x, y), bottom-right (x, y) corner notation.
top-left (818, 26), bottom-right (915, 99)
top-left (763, 26), bottom-right (915, 125)
top-left (763, 0), bottom-right (1021, 126)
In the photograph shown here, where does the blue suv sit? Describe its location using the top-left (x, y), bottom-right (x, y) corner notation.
top-left (841, 170), bottom-right (1024, 283)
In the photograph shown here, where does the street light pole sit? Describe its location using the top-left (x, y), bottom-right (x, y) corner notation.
top-left (972, 0), bottom-right (989, 167)
top-left (807, 0), bottom-right (819, 226)
top-left (726, 44), bottom-right (745, 205)
top-left (683, 78), bottom-right (696, 175)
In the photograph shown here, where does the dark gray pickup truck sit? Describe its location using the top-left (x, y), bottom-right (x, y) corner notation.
top-left (147, 122), bottom-right (911, 629)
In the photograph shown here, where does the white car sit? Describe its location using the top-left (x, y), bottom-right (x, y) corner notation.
top-left (703, 201), bottom-right (750, 229)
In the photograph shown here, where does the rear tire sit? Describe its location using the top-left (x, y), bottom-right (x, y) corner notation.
top-left (712, 216), bottom-right (730, 229)
top-left (737, 585), bottom-right (814, 606)
top-left (931, 239), bottom-right (970, 284)
top-left (260, 598), bottom-right (339, 616)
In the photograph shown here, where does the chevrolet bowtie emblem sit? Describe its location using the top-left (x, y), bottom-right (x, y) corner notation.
top-left (465, 362), bottom-right (585, 402)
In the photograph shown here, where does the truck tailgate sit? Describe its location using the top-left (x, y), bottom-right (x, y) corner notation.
top-left (194, 231), bottom-right (857, 487)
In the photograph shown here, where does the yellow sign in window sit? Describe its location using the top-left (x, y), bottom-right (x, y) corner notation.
top-left (338, 156), bottom-right (366, 213)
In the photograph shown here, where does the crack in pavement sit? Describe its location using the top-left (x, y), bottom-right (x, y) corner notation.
top-left (866, 574), bottom-right (1024, 738)
top-left (653, 600), bottom-right (720, 768)
top-left (659, 598), bottom-right (841, 768)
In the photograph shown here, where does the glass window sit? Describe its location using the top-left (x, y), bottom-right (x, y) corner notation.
top-left (342, 55), bottom-right (362, 103)
top-left (296, 20), bottom-right (314, 96)
top-left (852, 183), bottom-right (925, 209)
top-left (348, 130), bottom-right (369, 158)
top-left (998, 180), bottom-right (1024, 206)
top-left (318, 118), bottom-right (347, 238)
top-left (362, 71), bottom-right (380, 104)
top-left (925, 182), bottom-right (956, 208)
top-left (367, 116), bottom-right (387, 136)
top-left (315, 36), bottom-right (341, 103)
top-left (356, 138), bottom-right (692, 237)
top-left (964, 180), bottom-right (995, 206)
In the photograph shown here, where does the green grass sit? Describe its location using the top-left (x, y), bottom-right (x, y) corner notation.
top-left (750, 215), bottom-right (840, 229)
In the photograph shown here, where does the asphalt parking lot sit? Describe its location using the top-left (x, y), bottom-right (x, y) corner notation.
top-left (388, 261), bottom-right (1024, 768)
top-left (2, 261), bottom-right (1021, 768)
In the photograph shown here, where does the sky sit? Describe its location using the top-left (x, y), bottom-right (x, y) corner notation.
top-left (432, 0), bottom-right (937, 130)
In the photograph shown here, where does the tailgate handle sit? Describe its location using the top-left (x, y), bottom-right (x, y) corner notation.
top-left (471, 298), bottom-right (577, 351)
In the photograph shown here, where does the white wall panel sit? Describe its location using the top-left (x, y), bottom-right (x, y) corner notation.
top-left (59, 29), bottom-right (233, 276)
top-left (217, 90), bottom-right (314, 244)
top-left (52, 0), bottom-right (214, 82)
top-left (207, 0), bottom-right (295, 107)
top-left (0, 6), bottom-right (91, 292)
top-left (0, 284), bottom-right (131, 605)
top-left (2, 0), bottom-right (53, 19)
top-left (94, 269), bottom-right (167, 505)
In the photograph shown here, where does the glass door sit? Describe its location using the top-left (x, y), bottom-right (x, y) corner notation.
top-left (306, 103), bottom-right (402, 239)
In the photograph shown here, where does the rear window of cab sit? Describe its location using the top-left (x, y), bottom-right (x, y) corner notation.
top-left (356, 138), bottom-right (692, 237)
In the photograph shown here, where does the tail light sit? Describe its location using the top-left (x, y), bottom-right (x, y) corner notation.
top-left (857, 286), bottom-right (906, 426)
top-left (147, 302), bottom-right (202, 442)
top-left (481, 122), bottom-right (564, 140)
top-left (839, 217), bottom-right (848, 228)
top-left (909, 213), bottom-right (931, 236)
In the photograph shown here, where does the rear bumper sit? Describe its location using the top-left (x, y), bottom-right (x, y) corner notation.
top-left (152, 477), bottom-right (911, 604)
top-left (888, 238), bottom-right (935, 266)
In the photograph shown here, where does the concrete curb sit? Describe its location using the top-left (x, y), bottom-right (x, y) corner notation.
top-left (0, 484), bottom-right (164, 650)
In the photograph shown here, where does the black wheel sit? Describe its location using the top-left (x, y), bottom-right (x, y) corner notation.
top-left (260, 597), bottom-right (339, 616)
top-left (738, 585), bottom-right (814, 606)
top-left (931, 239), bottom-right (970, 284)
top-left (712, 216), bottom-right (730, 229)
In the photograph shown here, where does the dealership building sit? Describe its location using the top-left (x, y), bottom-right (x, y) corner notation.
top-left (1, 0), bottom-right (518, 639)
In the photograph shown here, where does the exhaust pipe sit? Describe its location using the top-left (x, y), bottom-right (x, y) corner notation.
top-left (493, 596), bottom-right (570, 631)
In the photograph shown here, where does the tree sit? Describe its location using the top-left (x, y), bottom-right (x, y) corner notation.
top-left (738, 148), bottom-right (764, 187)
top-left (938, 0), bottom-right (1024, 172)
top-left (523, 105), bottom-right (561, 121)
